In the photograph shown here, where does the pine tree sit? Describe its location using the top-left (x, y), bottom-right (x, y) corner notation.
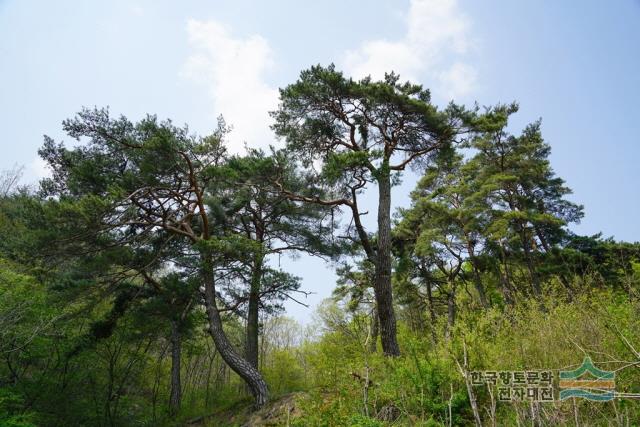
top-left (271, 65), bottom-right (469, 355)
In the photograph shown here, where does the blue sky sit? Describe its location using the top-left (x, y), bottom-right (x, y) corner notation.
top-left (1, 0), bottom-right (639, 322)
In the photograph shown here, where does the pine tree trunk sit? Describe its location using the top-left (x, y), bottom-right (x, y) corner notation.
top-left (169, 320), bottom-right (182, 416)
top-left (201, 255), bottom-right (269, 408)
top-left (246, 255), bottom-right (263, 369)
top-left (467, 242), bottom-right (489, 308)
top-left (425, 278), bottom-right (438, 344)
top-left (519, 227), bottom-right (542, 297)
top-left (472, 265), bottom-right (489, 308)
top-left (374, 168), bottom-right (400, 356)
top-left (498, 243), bottom-right (516, 305)
top-left (445, 285), bottom-right (457, 341)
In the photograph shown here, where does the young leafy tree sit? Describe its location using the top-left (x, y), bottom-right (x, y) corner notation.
top-left (38, 109), bottom-right (270, 407)
top-left (393, 247), bottom-right (440, 342)
top-left (333, 258), bottom-right (379, 351)
top-left (135, 271), bottom-right (198, 416)
top-left (271, 65), bottom-right (467, 356)
top-left (0, 165), bottom-right (25, 197)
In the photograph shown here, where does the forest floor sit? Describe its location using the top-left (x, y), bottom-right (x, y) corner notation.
top-left (187, 392), bottom-right (306, 426)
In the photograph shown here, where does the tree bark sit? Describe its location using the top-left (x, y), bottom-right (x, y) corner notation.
top-left (374, 168), bottom-right (400, 356)
top-left (246, 254), bottom-right (263, 369)
top-left (467, 242), bottom-right (489, 308)
top-left (520, 228), bottom-right (542, 297)
top-left (201, 255), bottom-right (269, 408)
top-left (498, 243), bottom-right (516, 305)
top-left (471, 265), bottom-right (489, 308)
top-left (425, 278), bottom-right (438, 344)
top-left (169, 320), bottom-right (182, 416)
top-left (445, 285), bottom-right (457, 340)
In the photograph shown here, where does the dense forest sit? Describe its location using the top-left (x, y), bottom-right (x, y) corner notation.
top-left (1, 65), bottom-right (639, 426)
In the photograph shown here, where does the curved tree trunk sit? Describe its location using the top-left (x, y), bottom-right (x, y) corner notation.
top-left (375, 169), bottom-right (400, 356)
top-left (201, 256), bottom-right (269, 408)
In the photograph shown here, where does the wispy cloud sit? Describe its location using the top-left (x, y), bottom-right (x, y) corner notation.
top-left (182, 1), bottom-right (477, 151)
top-left (28, 157), bottom-right (51, 180)
top-left (129, 4), bottom-right (145, 17)
top-left (342, 0), bottom-right (477, 100)
top-left (182, 19), bottom-right (279, 153)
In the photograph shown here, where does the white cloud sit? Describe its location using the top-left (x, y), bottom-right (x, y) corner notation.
top-left (182, 2), bottom-right (476, 151)
top-left (438, 62), bottom-right (477, 100)
top-left (183, 19), bottom-right (279, 154)
top-left (343, 0), bottom-right (476, 100)
top-left (28, 157), bottom-right (51, 180)
top-left (129, 5), bottom-right (145, 17)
